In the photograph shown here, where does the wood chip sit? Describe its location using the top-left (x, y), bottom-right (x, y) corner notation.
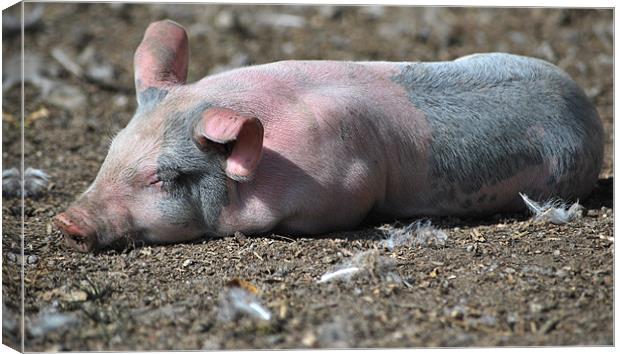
top-left (538, 316), bottom-right (562, 335)
top-left (226, 278), bottom-right (259, 294)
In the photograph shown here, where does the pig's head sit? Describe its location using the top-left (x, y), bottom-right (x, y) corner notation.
top-left (53, 20), bottom-right (264, 252)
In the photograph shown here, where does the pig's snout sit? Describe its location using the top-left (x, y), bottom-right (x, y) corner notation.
top-left (53, 212), bottom-right (98, 252)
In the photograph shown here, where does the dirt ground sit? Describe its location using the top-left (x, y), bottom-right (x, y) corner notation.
top-left (1, 3), bottom-right (614, 351)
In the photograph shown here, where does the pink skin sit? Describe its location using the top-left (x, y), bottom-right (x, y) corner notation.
top-left (54, 58), bottom-right (434, 250)
top-left (189, 60), bottom-right (561, 234)
top-left (188, 61), bottom-right (434, 235)
top-left (195, 107), bottom-right (264, 181)
top-left (54, 20), bottom-right (196, 251)
top-left (54, 20), bottom-right (571, 251)
top-left (133, 20), bottom-right (188, 92)
top-left (53, 133), bottom-right (204, 250)
top-left (53, 102), bottom-right (202, 250)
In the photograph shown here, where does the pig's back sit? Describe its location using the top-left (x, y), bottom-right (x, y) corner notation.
top-left (388, 53), bottom-right (604, 214)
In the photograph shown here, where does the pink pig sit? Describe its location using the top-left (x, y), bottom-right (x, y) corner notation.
top-left (54, 20), bottom-right (603, 252)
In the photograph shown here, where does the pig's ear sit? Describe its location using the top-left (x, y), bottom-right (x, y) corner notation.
top-left (134, 20), bottom-right (189, 106)
top-left (193, 108), bottom-right (264, 182)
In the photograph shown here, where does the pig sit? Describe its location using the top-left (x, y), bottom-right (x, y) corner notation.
top-left (53, 20), bottom-right (604, 252)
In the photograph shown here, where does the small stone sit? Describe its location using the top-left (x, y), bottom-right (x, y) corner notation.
top-left (215, 10), bottom-right (236, 30)
top-left (202, 337), bottom-right (221, 350)
top-left (29, 312), bottom-right (79, 337)
top-left (108, 3), bottom-right (127, 10)
top-left (508, 31), bottom-right (528, 45)
top-left (2, 168), bottom-right (21, 198)
top-left (451, 309), bottom-right (464, 320)
top-left (360, 5), bottom-right (385, 20)
top-left (27, 255), bottom-right (38, 264)
top-left (66, 290), bottom-right (88, 302)
top-left (317, 6), bottom-right (343, 19)
top-left (182, 259), bottom-right (193, 267)
top-left (281, 42), bottom-right (295, 55)
top-left (529, 302), bottom-right (543, 315)
top-left (77, 45), bottom-right (96, 65)
top-left (302, 332), bottom-right (317, 347)
top-left (507, 313), bottom-right (518, 325)
top-left (478, 314), bottom-right (497, 327)
top-left (51, 47), bottom-right (83, 77)
top-left (536, 42), bottom-right (556, 62)
top-left (46, 85), bottom-right (87, 112)
top-left (113, 95), bottom-right (128, 108)
top-left (87, 63), bottom-right (115, 84)
top-left (256, 13), bottom-right (306, 28)
top-left (418, 281), bottom-right (430, 288)
top-left (4, 53), bottom-right (55, 96)
top-left (139, 247), bottom-right (152, 256)
top-left (229, 52), bottom-right (250, 68)
top-left (44, 344), bottom-right (62, 352)
top-left (23, 167), bottom-right (50, 198)
top-left (321, 255), bottom-right (336, 264)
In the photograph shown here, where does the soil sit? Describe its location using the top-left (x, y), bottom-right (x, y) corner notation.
top-left (1, 3), bottom-right (614, 351)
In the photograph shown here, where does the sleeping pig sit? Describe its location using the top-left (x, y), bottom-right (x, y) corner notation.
top-left (53, 20), bottom-right (604, 252)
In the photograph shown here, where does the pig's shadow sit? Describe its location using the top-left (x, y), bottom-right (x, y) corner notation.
top-left (581, 176), bottom-right (613, 209)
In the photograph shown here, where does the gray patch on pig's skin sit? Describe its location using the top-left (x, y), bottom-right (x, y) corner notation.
top-left (156, 101), bottom-right (229, 235)
top-left (339, 120), bottom-right (351, 142)
top-left (391, 53), bottom-right (603, 202)
top-left (460, 198), bottom-right (472, 209)
top-left (136, 84), bottom-right (168, 108)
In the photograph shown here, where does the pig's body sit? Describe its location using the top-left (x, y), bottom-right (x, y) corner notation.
top-left (184, 56), bottom-right (602, 235)
top-left (54, 20), bottom-right (604, 252)
top-left (183, 60), bottom-right (430, 235)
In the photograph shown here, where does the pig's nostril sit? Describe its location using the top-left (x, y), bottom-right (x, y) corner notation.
top-left (53, 212), bottom-right (97, 252)
top-left (64, 231), bottom-right (96, 253)
top-left (65, 235), bottom-right (95, 253)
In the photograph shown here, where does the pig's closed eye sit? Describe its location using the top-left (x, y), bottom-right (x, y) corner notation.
top-left (150, 179), bottom-right (163, 187)
top-left (154, 170), bottom-right (184, 189)
top-left (146, 173), bottom-right (163, 188)
top-left (153, 170), bottom-right (181, 189)
top-left (149, 176), bottom-right (174, 191)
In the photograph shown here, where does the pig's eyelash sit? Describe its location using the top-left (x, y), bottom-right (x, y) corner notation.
top-left (154, 169), bottom-right (185, 190)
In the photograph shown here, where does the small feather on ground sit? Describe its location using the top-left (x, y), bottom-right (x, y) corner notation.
top-left (519, 193), bottom-right (583, 225)
top-left (218, 281), bottom-right (271, 321)
top-left (379, 220), bottom-right (448, 250)
top-left (317, 249), bottom-right (399, 284)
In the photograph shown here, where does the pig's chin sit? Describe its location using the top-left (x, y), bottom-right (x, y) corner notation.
top-left (138, 225), bottom-right (205, 244)
top-left (93, 230), bottom-right (165, 250)
top-left (96, 232), bottom-right (142, 250)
